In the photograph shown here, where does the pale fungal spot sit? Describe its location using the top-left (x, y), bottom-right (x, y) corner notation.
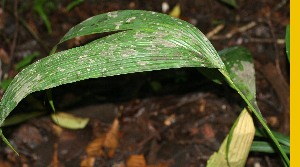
top-left (178, 21), bottom-right (182, 24)
top-left (156, 39), bottom-right (177, 48)
top-left (231, 61), bottom-right (255, 93)
top-left (115, 22), bottom-right (123, 30)
top-left (154, 31), bottom-right (166, 38)
top-left (134, 32), bottom-right (148, 39)
top-left (87, 68), bottom-right (91, 72)
top-left (151, 12), bottom-right (156, 14)
top-left (138, 61), bottom-right (148, 66)
top-left (13, 82), bottom-right (31, 103)
top-left (57, 67), bottom-right (66, 72)
top-left (126, 17), bottom-right (136, 23)
top-left (107, 11), bottom-right (118, 18)
top-left (89, 59), bottom-right (95, 63)
top-left (192, 57), bottom-right (199, 62)
top-left (35, 74), bottom-right (42, 81)
top-left (121, 48), bottom-right (137, 57)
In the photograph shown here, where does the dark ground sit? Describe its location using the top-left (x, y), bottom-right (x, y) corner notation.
top-left (0, 0), bottom-right (290, 167)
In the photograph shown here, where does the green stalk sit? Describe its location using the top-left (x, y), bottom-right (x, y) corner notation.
top-left (220, 69), bottom-right (290, 166)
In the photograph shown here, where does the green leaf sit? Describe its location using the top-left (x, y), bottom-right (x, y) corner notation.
top-left (0, 129), bottom-right (18, 155)
top-left (0, 78), bottom-right (13, 91)
top-left (1, 111), bottom-right (46, 127)
top-left (285, 24), bottom-right (290, 62)
top-left (255, 128), bottom-right (290, 147)
top-left (51, 112), bottom-right (89, 129)
top-left (34, 0), bottom-right (52, 34)
top-left (66, 0), bottom-right (84, 11)
top-left (15, 52), bottom-right (39, 71)
top-left (201, 46), bottom-right (254, 86)
top-left (251, 141), bottom-right (290, 154)
top-left (219, 47), bottom-right (256, 102)
top-left (0, 10), bottom-right (224, 127)
top-left (218, 0), bottom-right (238, 8)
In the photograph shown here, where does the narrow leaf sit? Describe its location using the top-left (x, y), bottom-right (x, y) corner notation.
top-left (0, 129), bottom-right (19, 155)
top-left (15, 52), bottom-right (39, 71)
top-left (285, 24), bottom-right (290, 62)
top-left (251, 141), bottom-right (290, 154)
top-left (218, 0), bottom-right (238, 8)
top-left (255, 128), bottom-right (290, 147)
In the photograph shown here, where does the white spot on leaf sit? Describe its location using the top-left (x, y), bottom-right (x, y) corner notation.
top-left (107, 11), bottom-right (118, 18)
top-left (115, 22), bottom-right (123, 30)
top-left (126, 17), bottom-right (136, 23)
top-left (138, 61), bottom-right (148, 66)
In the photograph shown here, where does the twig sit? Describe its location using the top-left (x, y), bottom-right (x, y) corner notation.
top-left (225, 21), bottom-right (257, 38)
top-left (247, 38), bottom-right (285, 44)
top-left (206, 24), bottom-right (225, 39)
top-left (209, 22), bottom-right (257, 40)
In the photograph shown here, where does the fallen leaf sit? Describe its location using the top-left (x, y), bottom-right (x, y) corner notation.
top-left (103, 119), bottom-right (119, 157)
top-left (50, 143), bottom-right (63, 167)
top-left (201, 123), bottom-right (215, 139)
top-left (51, 112), bottom-right (89, 129)
top-left (126, 155), bottom-right (147, 167)
top-left (169, 3), bottom-right (180, 18)
top-left (0, 160), bottom-right (11, 167)
top-left (81, 119), bottom-right (119, 166)
top-left (126, 154), bottom-right (170, 167)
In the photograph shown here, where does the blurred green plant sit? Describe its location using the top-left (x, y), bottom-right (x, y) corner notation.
top-left (285, 24), bottom-right (290, 62)
top-left (66, 0), bottom-right (85, 11)
top-left (0, 52), bottom-right (39, 90)
top-left (34, 0), bottom-right (56, 34)
top-left (218, 0), bottom-right (238, 8)
top-left (251, 128), bottom-right (290, 154)
top-left (0, 10), bottom-right (289, 166)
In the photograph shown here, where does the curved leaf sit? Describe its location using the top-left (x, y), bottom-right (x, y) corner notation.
top-left (285, 24), bottom-right (290, 62)
top-left (0, 10), bottom-right (223, 126)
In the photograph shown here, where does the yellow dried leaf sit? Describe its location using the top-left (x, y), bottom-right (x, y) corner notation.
top-left (51, 112), bottom-right (89, 129)
top-left (126, 155), bottom-right (147, 167)
top-left (169, 4), bottom-right (180, 18)
top-left (103, 119), bottom-right (119, 157)
top-left (80, 156), bottom-right (95, 167)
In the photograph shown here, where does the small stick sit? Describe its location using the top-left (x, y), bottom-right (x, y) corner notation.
top-left (206, 24), bottom-right (225, 39)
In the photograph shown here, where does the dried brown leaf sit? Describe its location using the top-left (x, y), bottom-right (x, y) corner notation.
top-left (80, 119), bottom-right (120, 166)
top-left (126, 154), bottom-right (169, 167)
top-left (126, 155), bottom-right (147, 167)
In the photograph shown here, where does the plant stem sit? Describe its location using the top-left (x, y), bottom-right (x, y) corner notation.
top-left (220, 69), bottom-right (290, 166)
